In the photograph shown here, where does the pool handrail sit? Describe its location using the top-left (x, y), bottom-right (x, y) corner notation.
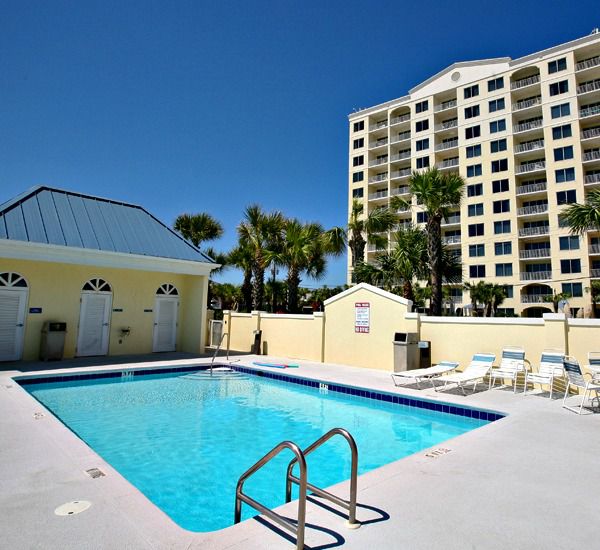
top-left (210, 331), bottom-right (231, 375)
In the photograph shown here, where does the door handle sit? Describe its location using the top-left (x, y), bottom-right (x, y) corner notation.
top-left (102, 323), bottom-right (109, 327)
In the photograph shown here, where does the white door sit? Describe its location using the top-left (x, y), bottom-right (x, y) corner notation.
top-left (0, 289), bottom-right (28, 361)
top-left (77, 293), bottom-right (112, 356)
top-left (153, 296), bottom-right (178, 352)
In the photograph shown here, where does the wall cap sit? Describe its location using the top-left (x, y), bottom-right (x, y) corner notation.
top-left (405, 312), bottom-right (420, 319)
top-left (420, 316), bottom-right (544, 326)
top-left (567, 318), bottom-right (600, 327)
top-left (261, 313), bottom-right (317, 320)
top-left (324, 283), bottom-right (412, 308)
top-left (542, 313), bottom-right (566, 321)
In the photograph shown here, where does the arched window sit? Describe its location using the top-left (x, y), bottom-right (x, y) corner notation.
top-left (0, 272), bottom-right (28, 288)
top-left (82, 278), bottom-right (112, 292)
top-left (156, 283), bottom-right (178, 296)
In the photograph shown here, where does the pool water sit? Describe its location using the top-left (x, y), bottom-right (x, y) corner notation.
top-left (25, 370), bottom-right (489, 532)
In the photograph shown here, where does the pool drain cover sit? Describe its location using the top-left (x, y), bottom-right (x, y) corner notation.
top-left (85, 468), bottom-right (105, 479)
top-left (425, 447), bottom-right (452, 459)
top-left (54, 501), bottom-right (92, 516)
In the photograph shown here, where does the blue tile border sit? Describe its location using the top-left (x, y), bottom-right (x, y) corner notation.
top-left (15, 363), bottom-right (504, 422)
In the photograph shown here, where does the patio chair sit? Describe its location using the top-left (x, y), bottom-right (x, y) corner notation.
top-left (432, 353), bottom-right (495, 395)
top-left (523, 350), bottom-right (565, 399)
top-left (585, 351), bottom-right (600, 381)
top-left (562, 356), bottom-right (600, 415)
top-left (391, 361), bottom-right (459, 389)
top-left (488, 347), bottom-right (527, 393)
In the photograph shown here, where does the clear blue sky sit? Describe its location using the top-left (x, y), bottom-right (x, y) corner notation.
top-left (1, 1), bottom-right (597, 287)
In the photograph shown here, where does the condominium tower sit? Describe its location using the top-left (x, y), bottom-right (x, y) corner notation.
top-left (347, 31), bottom-right (600, 316)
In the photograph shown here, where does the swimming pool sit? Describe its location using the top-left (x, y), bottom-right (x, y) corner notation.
top-left (20, 365), bottom-right (500, 532)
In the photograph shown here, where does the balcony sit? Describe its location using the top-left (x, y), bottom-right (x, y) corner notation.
top-left (442, 235), bottom-right (461, 245)
top-left (390, 114), bottom-right (410, 126)
top-left (435, 118), bottom-right (458, 131)
top-left (519, 226), bottom-right (550, 237)
top-left (435, 139), bottom-right (458, 152)
top-left (514, 139), bottom-right (544, 154)
top-left (582, 127), bottom-right (600, 140)
top-left (368, 173), bottom-right (388, 183)
top-left (520, 271), bottom-right (552, 281)
top-left (391, 131), bottom-right (411, 144)
top-left (589, 244), bottom-right (600, 254)
top-left (368, 190), bottom-right (388, 201)
top-left (369, 138), bottom-right (388, 149)
top-left (577, 55), bottom-right (600, 72)
top-left (577, 79), bottom-right (600, 95)
top-left (434, 99), bottom-right (457, 112)
top-left (512, 96), bottom-right (542, 111)
top-left (442, 214), bottom-right (461, 226)
top-left (369, 157), bottom-right (388, 167)
top-left (521, 294), bottom-right (552, 304)
top-left (591, 269), bottom-right (600, 278)
top-left (517, 204), bottom-right (548, 216)
top-left (583, 150), bottom-right (600, 162)
top-left (516, 181), bottom-right (547, 195)
top-left (369, 120), bottom-right (388, 132)
top-left (391, 168), bottom-right (411, 180)
top-left (391, 186), bottom-right (410, 197)
top-left (516, 161), bottom-right (546, 175)
top-left (580, 103), bottom-right (600, 118)
top-left (390, 151), bottom-right (411, 162)
top-left (511, 74), bottom-right (541, 90)
top-left (585, 173), bottom-right (600, 185)
top-left (520, 248), bottom-right (551, 259)
top-left (367, 244), bottom-right (386, 252)
top-left (513, 118), bottom-right (543, 134)
top-left (437, 157), bottom-right (459, 170)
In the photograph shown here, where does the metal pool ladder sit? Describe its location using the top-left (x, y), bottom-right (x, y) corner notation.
top-left (234, 427), bottom-right (360, 549)
top-left (210, 331), bottom-right (233, 375)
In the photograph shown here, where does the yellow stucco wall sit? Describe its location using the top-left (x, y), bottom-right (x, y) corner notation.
top-left (567, 320), bottom-right (600, 372)
top-left (0, 258), bottom-right (208, 360)
top-left (224, 312), bottom-right (258, 352)
top-left (260, 314), bottom-right (324, 361)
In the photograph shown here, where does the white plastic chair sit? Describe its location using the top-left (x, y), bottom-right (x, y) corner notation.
top-left (432, 353), bottom-right (495, 395)
top-left (562, 356), bottom-right (600, 414)
top-left (586, 351), bottom-right (600, 382)
top-left (523, 350), bottom-right (565, 398)
top-left (489, 347), bottom-right (527, 393)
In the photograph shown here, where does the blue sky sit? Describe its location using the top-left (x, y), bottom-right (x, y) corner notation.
top-left (1, 1), bottom-right (597, 287)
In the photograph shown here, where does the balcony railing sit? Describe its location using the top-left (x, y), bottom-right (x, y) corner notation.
top-left (519, 226), bottom-right (550, 237)
top-left (582, 127), bottom-right (600, 140)
top-left (511, 74), bottom-right (540, 90)
top-left (369, 191), bottom-right (388, 200)
top-left (516, 181), bottom-right (547, 195)
top-left (583, 150), bottom-right (600, 162)
top-left (368, 173), bottom-right (388, 183)
top-left (390, 186), bottom-right (410, 196)
top-left (369, 121), bottom-right (388, 131)
top-left (516, 161), bottom-right (546, 174)
top-left (513, 96), bottom-right (542, 111)
top-left (520, 271), bottom-right (552, 281)
top-left (520, 248), bottom-right (551, 259)
top-left (436, 119), bottom-right (458, 131)
top-left (589, 244), bottom-right (600, 254)
top-left (442, 214), bottom-right (461, 225)
top-left (391, 168), bottom-right (411, 179)
top-left (390, 114), bottom-right (410, 125)
top-left (513, 118), bottom-right (543, 133)
top-left (577, 55), bottom-right (600, 71)
top-left (591, 269), bottom-right (600, 278)
top-left (577, 79), bottom-right (600, 95)
top-left (369, 138), bottom-right (388, 148)
top-left (435, 139), bottom-right (458, 151)
top-left (585, 173), bottom-right (600, 184)
top-left (515, 140), bottom-right (544, 154)
top-left (369, 157), bottom-right (388, 167)
top-left (434, 99), bottom-right (457, 112)
top-left (580, 104), bottom-right (600, 118)
top-left (437, 157), bottom-right (459, 169)
top-left (517, 204), bottom-right (548, 216)
top-left (521, 294), bottom-right (552, 303)
top-left (367, 244), bottom-right (386, 252)
top-left (390, 151), bottom-right (411, 162)
top-left (391, 132), bottom-right (411, 143)
top-left (442, 235), bottom-right (461, 245)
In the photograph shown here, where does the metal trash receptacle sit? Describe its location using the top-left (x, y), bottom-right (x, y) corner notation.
top-left (40, 322), bottom-right (67, 361)
top-left (418, 341), bottom-right (431, 369)
top-left (393, 332), bottom-right (419, 372)
top-left (251, 330), bottom-right (262, 355)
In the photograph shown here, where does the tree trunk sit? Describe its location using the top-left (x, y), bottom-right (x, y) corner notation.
top-left (241, 268), bottom-right (252, 312)
top-left (427, 216), bottom-right (443, 316)
top-left (403, 280), bottom-right (414, 304)
top-left (350, 233), bottom-right (365, 268)
top-left (252, 264), bottom-right (265, 310)
top-left (270, 264), bottom-right (277, 313)
top-left (287, 267), bottom-right (301, 314)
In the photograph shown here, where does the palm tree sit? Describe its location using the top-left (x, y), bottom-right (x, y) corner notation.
top-left (393, 168), bottom-right (464, 315)
top-left (560, 189), bottom-right (600, 234)
top-left (174, 213), bottom-right (224, 247)
top-left (490, 284), bottom-right (508, 317)
top-left (227, 244), bottom-right (254, 312)
top-left (586, 281), bottom-right (600, 318)
top-left (389, 225), bottom-right (428, 302)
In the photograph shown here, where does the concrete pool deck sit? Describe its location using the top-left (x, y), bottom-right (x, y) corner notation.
top-left (1, 354), bottom-right (599, 550)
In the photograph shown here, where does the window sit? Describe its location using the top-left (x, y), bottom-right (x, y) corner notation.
top-left (560, 259), bottom-right (581, 274)
top-left (562, 282), bottom-right (583, 297)
top-left (353, 155), bottom-right (364, 167)
top-left (467, 183), bottom-right (483, 197)
top-left (552, 124), bottom-right (572, 140)
top-left (416, 138), bottom-right (429, 151)
top-left (466, 144), bottom-right (481, 158)
top-left (416, 156), bottom-right (430, 169)
top-left (352, 171), bottom-right (364, 183)
top-left (415, 100), bottom-right (429, 113)
top-left (549, 80), bottom-right (569, 96)
top-left (495, 241), bottom-right (512, 255)
top-left (468, 223), bottom-right (484, 237)
top-left (548, 58), bottom-right (567, 74)
top-left (464, 84), bottom-right (479, 99)
top-left (551, 103), bottom-right (570, 119)
top-left (556, 190), bottom-right (577, 205)
top-left (492, 179), bottom-right (509, 193)
top-left (493, 199), bottom-right (510, 213)
top-left (353, 138), bottom-right (364, 149)
top-left (503, 286), bottom-right (514, 299)
top-left (416, 119), bottom-right (429, 132)
top-left (416, 211), bottom-right (429, 224)
top-left (469, 265), bottom-right (486, 278)
top-left (353, 120), bottom-right (364, 132)
top-left (352, 188), bottom-right (364, 198)
top-left (489, 98), bottom-right (505, 113)
top-left (468, 203), bottom-right (484, 217)
top-left (465, 125), bottom-right (481, 139)
top-left (494, 220), bottom-right (511, 234)
top-left (488, 77), bottom-right (504, 92)
top-left (555, 167), bottom-right (575, 183)
top-left (490, 119), bottom-right (506, 133)
top-left (464, 105), bottom-right (480, 119)
top-left (496, 263), bottom-right (513, 277)
top-left (559, 236), bottom-right (580, 250)
top-left (491, 159), bottom-right (508, 173)
top-left (469, 244), bottom-right (485, 257)
top-left (467, 164), bottom-right (482, 178)
top-left (490, 138), bottom-right (507, 153)
top-left (554, 146), bottom-right (574, 161)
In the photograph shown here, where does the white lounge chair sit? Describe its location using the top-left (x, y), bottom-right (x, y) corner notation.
top-left (523, 350), bottom-right (565, 398)
top-left (488, 347), bottom-right (527, 393)
top-left (562, 356), bottom-right (600, 415)
top-left (432, 353), bottom-right (496, 395)
top-left (391, 361), bottom-right (459, 389)
top-left (585, 351), bottom-right (600, 381)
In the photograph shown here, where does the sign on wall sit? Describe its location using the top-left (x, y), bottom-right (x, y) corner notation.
top-left (355, 302), bottom-right (370, 333)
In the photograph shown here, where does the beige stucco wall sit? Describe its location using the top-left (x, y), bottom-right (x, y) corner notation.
top-left (567, 320), bottom-right (600, 371)
top-left (1, 257), bottom-right (208, 360)
top-left (224, 312), bottom-right (258, 352)
top-left (260, 313), bottom-right (324, 362)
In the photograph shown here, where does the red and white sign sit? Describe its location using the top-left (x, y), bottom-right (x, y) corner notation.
top-left (355, 302), bottom-right (370, 333)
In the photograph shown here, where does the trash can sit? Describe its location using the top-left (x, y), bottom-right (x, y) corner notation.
top-left (418, 341), bottom-right (431, 369)
top-left (40, 322), bottom-right (67, 361)
top-left (393, 332), bottom-right (419, 372)
top-left (251, 329), bottom-right (262, 355)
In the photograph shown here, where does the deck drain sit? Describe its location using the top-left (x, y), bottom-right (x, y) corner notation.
top-left (33, 412), bottom-right (45, 420)
top-left (85, 468), bottom-right (106, 479)
top-left (425, 447), bottom-right (452, 459)
top-left (54, 500), bottom-right (92, 516)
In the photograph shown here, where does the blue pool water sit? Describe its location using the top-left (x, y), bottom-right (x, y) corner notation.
top-left (24, 369), bottom-right (491, 532)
